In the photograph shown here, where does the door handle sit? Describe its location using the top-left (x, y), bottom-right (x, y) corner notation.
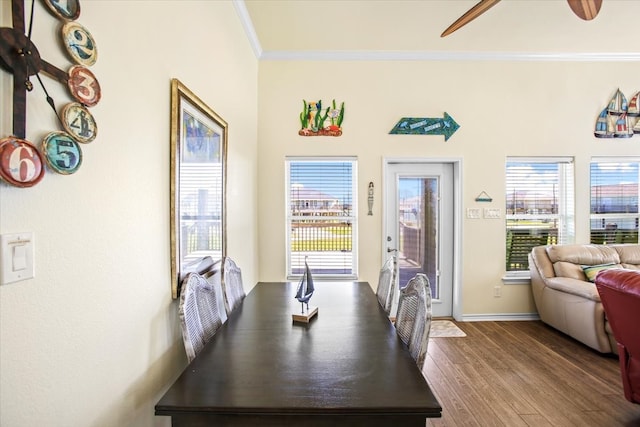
top-left (387, 248), bottom-right (398, 253)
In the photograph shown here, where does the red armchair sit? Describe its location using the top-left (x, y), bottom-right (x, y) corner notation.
top-left (595, 269), bottom-right (640, 404)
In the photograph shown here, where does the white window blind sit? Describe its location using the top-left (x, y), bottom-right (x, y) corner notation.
top-left (505, 158), bottom-right (575, 273)
top-left (590, 158), bottom-right (639, 244)
top-left (286, 157), bottom-right (358, 279)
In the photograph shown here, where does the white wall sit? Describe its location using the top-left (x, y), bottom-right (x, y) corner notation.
top-left (257, 60), bottom-right (639, 317)
top-left (0, 1), bottom-right (258, 426)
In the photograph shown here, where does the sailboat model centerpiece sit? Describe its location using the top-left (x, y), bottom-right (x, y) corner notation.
top-left (292, 257), bottom-right (318, 323)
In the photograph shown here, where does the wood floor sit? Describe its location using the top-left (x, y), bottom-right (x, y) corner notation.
top-left (423, 321), bottom-right (640, 426)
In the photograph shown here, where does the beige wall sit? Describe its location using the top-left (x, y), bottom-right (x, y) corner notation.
top-left (0, 1), bottom-right (258, 426)
top-left (257, 60), bottom-right (639, 317)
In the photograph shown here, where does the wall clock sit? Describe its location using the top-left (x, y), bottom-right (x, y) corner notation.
top-left (0, 0), bottom-right (100, 187)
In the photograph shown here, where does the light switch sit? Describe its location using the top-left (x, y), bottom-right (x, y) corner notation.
top-left (1, 232), bottom-right (35, 285)
top-left (483, 208), bottom-right (502, 219)
top-left (466, 208), bottom-right (481, 219)
top-left (12, 245), bottom-right (27, 271)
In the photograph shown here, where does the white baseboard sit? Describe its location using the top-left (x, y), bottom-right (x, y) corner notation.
top-left (458, 313), bottom-right (540, 322)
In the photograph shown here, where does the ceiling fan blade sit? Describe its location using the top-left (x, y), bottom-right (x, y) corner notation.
top-left (441, 0), bottom-right (502, 37)
top-left (567, 0), bottom-right (603, 20)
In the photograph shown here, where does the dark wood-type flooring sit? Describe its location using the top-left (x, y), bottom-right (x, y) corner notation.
top-left (424, 321), bottom-right (640, 426)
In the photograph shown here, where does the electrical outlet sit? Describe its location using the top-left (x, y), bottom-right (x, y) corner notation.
top-left (493, 286), bottom-right (502, 297)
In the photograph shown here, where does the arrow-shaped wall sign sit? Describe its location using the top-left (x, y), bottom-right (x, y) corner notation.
top-left (389, 113), bottom-right (460, 141)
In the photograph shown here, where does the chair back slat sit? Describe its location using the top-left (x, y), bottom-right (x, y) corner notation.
top-left (179, 271), bottom-right (227, 362)
top-left (395, 273), bottom-right (432, 368)
top-left (221, 257), bottom-right (246, 315)
top-left (376, 253), bottom-right (398, 316)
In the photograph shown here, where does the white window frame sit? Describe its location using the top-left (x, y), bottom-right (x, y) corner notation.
top-left (285, 156), bottom-right (358, 280)
top-left (504, 157), bottom-right (575, 282)
top-left (590, 156), bottom-right (640, 245)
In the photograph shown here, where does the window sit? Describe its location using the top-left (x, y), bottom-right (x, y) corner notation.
top-left (505, 158), bottom-right (575, 275)
top-left (590, 158), bottom-right (639, 245)
top-left (286, 157), bottom-right (358, 279)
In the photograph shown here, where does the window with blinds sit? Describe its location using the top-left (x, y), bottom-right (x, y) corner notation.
top-left (286, 157), bottom-right (358, 279)
top-left (505, 158), bottom-right (575, 273)
top-left (590, 158), bottom-right (639, 245)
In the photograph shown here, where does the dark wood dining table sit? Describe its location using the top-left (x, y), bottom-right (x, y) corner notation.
top-left (155, 281), bottom-right (442, 426)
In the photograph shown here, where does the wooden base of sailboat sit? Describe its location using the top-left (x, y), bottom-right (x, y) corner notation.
top-left (292, 306), bottom-right (318, 323)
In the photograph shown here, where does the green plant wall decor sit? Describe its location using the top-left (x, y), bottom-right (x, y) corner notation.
top-left (299, 100), bottom-right (344, 137)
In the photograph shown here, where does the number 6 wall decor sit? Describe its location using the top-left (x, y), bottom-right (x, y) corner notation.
top-left (0, 137), bottom-right (46, 187)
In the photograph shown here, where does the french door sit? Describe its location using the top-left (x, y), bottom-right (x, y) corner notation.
top-left (384, 161), bottom-right (454, 318)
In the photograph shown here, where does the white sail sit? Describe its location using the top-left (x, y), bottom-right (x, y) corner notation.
top-left (295, 257), bottom-right (314, 306)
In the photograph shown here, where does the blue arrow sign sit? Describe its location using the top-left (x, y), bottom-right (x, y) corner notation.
top-left (389, 112), bottom-right (460, 141)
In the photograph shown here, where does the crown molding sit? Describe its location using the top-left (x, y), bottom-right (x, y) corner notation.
top-left (258, 50), bottom-right (640, 62)
top-left (233, 1), bottom-right (640, 63)
top-left (232, 0), bottom-right (263, 58)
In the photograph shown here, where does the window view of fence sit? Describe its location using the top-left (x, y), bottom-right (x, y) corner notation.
top-left (505, 159), bottom-right (574, 272)
top-left (590, 160), bottom-right (639, 245)
top-left (397, 177), bottom-right (439, 299)
top-left (286, 158), bottom-right (357, 278)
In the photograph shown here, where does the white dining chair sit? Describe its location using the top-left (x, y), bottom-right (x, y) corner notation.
top-left (395, 273), bottom-right (432, 369)
top-left (178, 256), bottom-right (217, 295)
top-left (376, 252), bottom-right (398, 320)
top-left (179, 271), bottom-right (227, 363)
top-left (221, 256), bottom-right (246, 315)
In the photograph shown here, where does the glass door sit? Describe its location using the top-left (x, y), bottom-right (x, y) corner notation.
top-left (385, 162), bottom-right (453, 317)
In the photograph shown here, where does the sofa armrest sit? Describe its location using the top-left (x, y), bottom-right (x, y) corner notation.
top-left (544, 277), bottom-right (600, 301)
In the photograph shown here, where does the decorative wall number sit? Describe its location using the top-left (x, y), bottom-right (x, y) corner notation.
top-left (42, 132), bottom-right (82, 175)
top-left (0, 0), bottom-right (100, 187)
top-left (0, 137), bottom-right (45, 187)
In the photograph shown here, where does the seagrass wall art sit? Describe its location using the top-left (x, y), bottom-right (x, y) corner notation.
top-left (299, 100), bottom-right (345, 137)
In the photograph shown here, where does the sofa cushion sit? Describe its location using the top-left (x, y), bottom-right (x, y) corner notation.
top-left (547, 244), bottom-right (621, 280)
top-left (546, 244), bottom-right (620, 265)
top-left (545, 277), bottom-right (601, 301)
top-left (613, 245), bottom-right (640, 265)
top-left (581, 263), bottom-right (621, 282)
top-left (553, 261), bottom-right (588, 280)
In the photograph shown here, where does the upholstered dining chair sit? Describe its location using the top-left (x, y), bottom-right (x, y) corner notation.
top-left (395, 273), bottom-right (432, 369)
top-left (221, 256), bottom-right (246, 315)
top-left (179, 271), bottom-right (228, 363)
top-left (376, 252), bottom-right (398, 320)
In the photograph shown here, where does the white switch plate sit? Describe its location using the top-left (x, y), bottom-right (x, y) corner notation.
top-left (466, 208), bottom-right (481, 219)
top-left (483, 208), bottom-right (502, 219)
top-left (0, 232), bottom-right (35, 285)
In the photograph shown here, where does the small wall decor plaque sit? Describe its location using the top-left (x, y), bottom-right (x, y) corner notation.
top-left (475, 191), bottom-right (492, 202)
top-left (299, 100), bottom-right (344, 137)
top-left (389, 112), bottom-right (460, 141)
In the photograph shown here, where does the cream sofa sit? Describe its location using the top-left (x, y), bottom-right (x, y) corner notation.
top-left (529, 244), bottom-right (640, 354)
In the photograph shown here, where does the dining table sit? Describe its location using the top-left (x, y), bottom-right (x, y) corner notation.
top-left (155, 281), bottom-right (442, 426)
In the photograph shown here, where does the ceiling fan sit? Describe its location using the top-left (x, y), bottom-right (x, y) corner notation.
top-left (441, 0), bottom-right (603, 37)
